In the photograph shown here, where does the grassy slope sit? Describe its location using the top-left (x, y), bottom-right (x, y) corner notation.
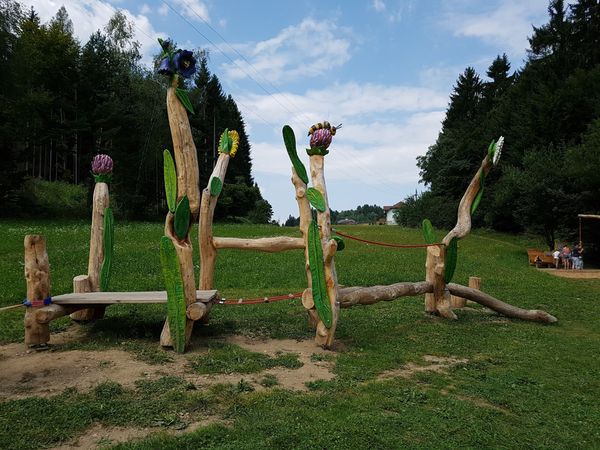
top-left (0, 221), bottom-right (598, 449)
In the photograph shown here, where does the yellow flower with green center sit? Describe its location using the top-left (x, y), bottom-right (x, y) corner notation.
top-left (229, 130), bottom-right (240, 157)
top-left (218, 128), bottom-right (240, 157)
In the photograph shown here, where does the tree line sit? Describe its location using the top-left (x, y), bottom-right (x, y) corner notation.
top-left (397, 0), bottom-right (600, 251)
top-left (0, 1), bottom-right (272, 222)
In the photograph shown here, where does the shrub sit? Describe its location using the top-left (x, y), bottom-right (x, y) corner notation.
top-left (15, 178), bottom-right (88, 218)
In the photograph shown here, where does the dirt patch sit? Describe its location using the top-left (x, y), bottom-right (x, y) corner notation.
top-left (538, 268), bottom-right (600, 279)
top-left (378, 355), bottom-right (468, 380)
top-left (0, 331), bottom-right (336, 400)
top-left (52, 416), bottom-right (224, 450)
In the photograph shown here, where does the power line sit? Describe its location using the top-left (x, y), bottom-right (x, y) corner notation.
top-left (161, 0), bottom-right (306, 123)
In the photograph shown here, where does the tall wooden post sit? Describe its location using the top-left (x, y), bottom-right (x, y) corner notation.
top-left (24, 235), bottom-right (51, 347)
top-left (159, 78), bottom-right (201, 349)
top-left (425, 144), bottom-right (495, 319)
top-left (309, 155), bottom-right (339, 348)
top-left (71, 181), bottom-right (109, 321)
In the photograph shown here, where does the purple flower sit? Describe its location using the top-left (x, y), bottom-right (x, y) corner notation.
top-left (91, 154), bottom-right (113, 174)
top-left (173, 50), bottom-right (197, 78)
top-left (157, 56), bottom-right (174, 75)
top-left (310, 128), bottom-right (332, 150)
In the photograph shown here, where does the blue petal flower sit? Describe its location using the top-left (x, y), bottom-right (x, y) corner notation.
top-left (158, 56), bottom-right (174, 75)
top-left (173, 50), bottom-right (197, 78)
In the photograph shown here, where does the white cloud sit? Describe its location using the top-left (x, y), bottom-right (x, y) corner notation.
top-left (158, 3), bottom-right (169, 16)
top-left (443, 0), bottom-right (548, 56)
top-left (372, 0), bottom-right (386, 12)
top-left (222, 18), bottom-right (352, 84)
top-left (27, 0), bottom-right (165, 65)
top-left (139, 3), bottom-right (151, 15)
top-left (235, 82), bottom-right (447, 127)
top-left (251, 111), bottom-right (444, 187)
top-left (169, 0), bottom-right (210, 22)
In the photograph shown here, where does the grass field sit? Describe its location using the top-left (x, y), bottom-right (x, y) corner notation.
top-left (0, 220), bottom-right (599, 449)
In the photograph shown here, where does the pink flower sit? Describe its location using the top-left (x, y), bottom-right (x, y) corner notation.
top-left (310, 128), bottom-right (332, 150)
top-left (91, 154), bottom-right (113, 174)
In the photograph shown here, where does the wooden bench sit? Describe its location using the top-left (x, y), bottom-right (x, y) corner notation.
top-left (526, 248), bottom-right (555, 268)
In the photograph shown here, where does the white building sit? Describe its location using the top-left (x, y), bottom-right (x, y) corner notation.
top-left (383, 202), bottom-right (404, 225)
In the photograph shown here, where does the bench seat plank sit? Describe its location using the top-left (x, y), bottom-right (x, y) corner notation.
top-left (52, 290), bottom-right (218, 305)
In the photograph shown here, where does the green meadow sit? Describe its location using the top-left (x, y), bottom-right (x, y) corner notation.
top-left (0, 220), bottom-right (598, 449)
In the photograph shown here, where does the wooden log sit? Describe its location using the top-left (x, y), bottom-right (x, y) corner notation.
top-left (199, 153), bottom-right (231, 290)
top-left (213, 236), bottom-right (304, 252)
top-left (451, 276), bottom-right (481, 308)
top-left (160, 213), bottom-right (198, 348)
top-left (443, 156), bottom-right (492, 246)
top-left (309, 155), bottom-right (339, 348)
top-left (292, 167), bottom-right (316, 328)
top-left (23, 235), bottom-right (51, 346)
top-left (72, 182), bottom-right (109, 321)
top-left (36, 304), bottom-right (80, 324)
top-left (338, 282), bottom-right (433, 308)
top-left (69, 274), bottom-right (101, 321)
top-left (186, 301), bottom-right (207, 321)
top-left (167, 80), bottom-right (200, 216)
top-left (53, 290), bottom-right (217, 304)
top-left (447, 283), bottom-right (557, 323)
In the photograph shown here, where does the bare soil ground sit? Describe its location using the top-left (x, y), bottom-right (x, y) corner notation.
top-left (538, 268), bottom-right (600, 279)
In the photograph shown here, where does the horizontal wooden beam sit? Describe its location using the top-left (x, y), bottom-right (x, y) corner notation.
top-left (213, 236), bottom-right (304, 252)
top-left (338, 282), bottom-right (433, 308)
top-left (52, 290), bottom-right (218, 305)
top-left (446, 283), bottom-right (557, 323)
top-left (578, 214), bottom-right (600, 219)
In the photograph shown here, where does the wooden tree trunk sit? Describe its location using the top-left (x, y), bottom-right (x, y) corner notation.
top-left (292, 167), bottom-right (319, 329)
top-left (23, 235), bottom-right (51, 346)
top-left (451, 276), bottom-right (480, 308)
top-left (309, 155), bottom-right (339, 348)
top-left (167, 80), bottom-right (200, 216)
top-left (199, 153), bottom-right (231, 290)
top-left (426, 152), bottom-right (493, 318)
top-left (71, 182), bottom-right (109, 321)
top-left (447, 283), bottom-right (557, 323)
top-left (160, 81), bottom-right (202, 350)
top-left (160, 214), bottom-right (197, 347)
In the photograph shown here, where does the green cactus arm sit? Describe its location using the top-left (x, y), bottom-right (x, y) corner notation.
top-left (160, 236), bottom-right (187, 353)
top-left (99, 207), bottom-right (114, 292)
top-left (282, 125), bottom-right (309, 184)
top-left (308, 219), bottom-right (332, 328)
top-left (163, 150), bottom-right (177, 213)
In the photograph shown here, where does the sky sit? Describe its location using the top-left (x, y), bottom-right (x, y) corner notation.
top-left (29, 0), bottom-right (550, 222)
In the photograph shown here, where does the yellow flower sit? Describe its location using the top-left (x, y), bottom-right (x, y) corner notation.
top-left (228, 130), bottom-right (240, 157)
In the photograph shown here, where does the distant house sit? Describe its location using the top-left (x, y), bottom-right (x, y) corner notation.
top-left (383, 202), bottom-right (404, 225)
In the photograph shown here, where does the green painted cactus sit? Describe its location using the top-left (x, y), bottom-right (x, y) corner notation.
top-left (174, 195), bottom-right (191, 240)
top-left (306, 187), bottom-right (326, 212)
top-left (471, 171), bottom-right (486, 215)
top-left (99, 207), bottom-right (114, 292)
top-left (308, 219), bottom-right (332, 328)
top-left (282, 125), bottom-right (309, 184)
top-left (210, 177), bottom-right (223, 197)
top-left (175, 88), bottom-right (194, 114)
top-left (444, 237), bottom-right (459, 284)
top-left (422, 218), bottom-right (436, 244)
top-left (332, 236), bottom-right (345, 251)
top-left (163, 149), bottom-right (177, 213)
top-left (160, 236), bottom-right (187, 353)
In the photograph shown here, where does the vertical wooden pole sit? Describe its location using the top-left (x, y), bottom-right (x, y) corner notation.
top-left (309, 155), bottom-right (339, 348)
top-left (451, 276), bottom-right (481, 308)
top-left (23, 235), bottom-right (51, 347)
top-left (160, 79), bottom-right (202, 350)
top-left (71, 182), bottom-right (109, 321)
top-left (292, 167), bottom-right (318, 329)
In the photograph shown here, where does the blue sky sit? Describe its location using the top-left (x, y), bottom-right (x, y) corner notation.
top-left (32, 0), bottom-right (549, 221)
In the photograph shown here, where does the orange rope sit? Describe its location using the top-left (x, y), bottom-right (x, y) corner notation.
top-left (218, 292), bottom-right (303, 305)
top-left (332, 228), bottom-right (442, 249)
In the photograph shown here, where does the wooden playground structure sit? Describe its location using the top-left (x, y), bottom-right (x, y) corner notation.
top-left (20, 46), bottom-right (558, 352)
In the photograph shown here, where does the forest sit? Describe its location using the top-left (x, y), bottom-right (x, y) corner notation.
top-left (0, 1), bottom-right (272, 222)
top-left (397, 0), bottom-right (600, 251)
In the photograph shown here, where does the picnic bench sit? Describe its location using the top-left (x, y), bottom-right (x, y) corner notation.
top-left (527, 248), bottom-right (555, 268)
